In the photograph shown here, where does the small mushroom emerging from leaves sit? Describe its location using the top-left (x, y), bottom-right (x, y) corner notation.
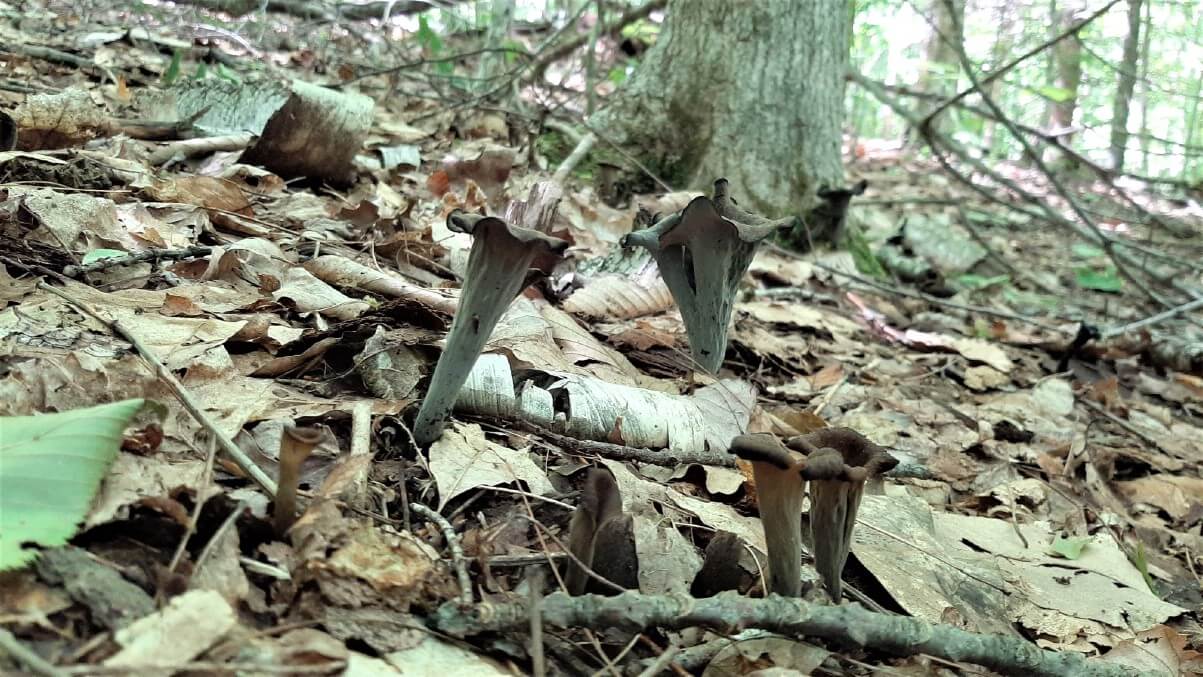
top-left (564, 467), bottom-right (639, 595)
top-left (621, 179), bottom-right (795, 373)
top-left (274, 425), bottom-right (324, 538)
top-left (730, 432), bottom-right (809, 597)
top-left (413, 183), bottom-right (568, 445)
top-left (789, 428), bottom-right (898, 601)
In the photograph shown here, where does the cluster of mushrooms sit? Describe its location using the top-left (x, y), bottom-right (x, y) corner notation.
top-left (412, 179), bottom-right (896, 600)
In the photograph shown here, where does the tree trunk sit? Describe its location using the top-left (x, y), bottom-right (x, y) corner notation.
top-left (917, 0), bottom-right (965, 134)
top-left (1042, 1), bottom-right (1084, 165)
top-left (591, 0), bottom-right (847, 218)
top-left (1108, 0), bottom-right (1142, 171)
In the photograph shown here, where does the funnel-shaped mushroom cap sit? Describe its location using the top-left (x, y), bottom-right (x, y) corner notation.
top-left (730, 432), bottom-right (808, 597)
top-left (413, 183), bottom-right (568, 446)
top-left (791, 428), bottom-right (897, 601)
top-left (621, 180), bottom-right (793, 374)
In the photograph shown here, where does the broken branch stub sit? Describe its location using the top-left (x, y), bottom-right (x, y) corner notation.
top-left (730, 432), bottom-right (808, 597)
top-left (621, 179), bottom-right (793, 373)
top-left (413, 186), bottom-right (568, 446)
top-left (790, 428), bottom-right (898, 601)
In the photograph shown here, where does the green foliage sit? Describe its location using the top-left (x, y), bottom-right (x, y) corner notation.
top-left (1071, 243), bottom-right (1107, 259)
top-left (418, 15), bottom-right (455, 76)
top-left (1130, 541), bottom-right (1158, 594)
top-left (844, 226), bottom-right (888, 279)
top-left (1033, 85), bottom-right (1074, 103)
top-left (955, 273), bottom-right (1011, 291)
top-left (0, 399), bottom-right (146, 571)
top-left (1074, 266), bottom-right (1123, 293)
top-left (81, 248), bottom-right (126, 265)
top-left (162, 49), bottom-right (183, 86)
top-left (620, 19), bottom-right (659, 45)
top-left (607, 65), bottom-right (629, 86)
top-left (1047, 535), bottom-right (1090, 560)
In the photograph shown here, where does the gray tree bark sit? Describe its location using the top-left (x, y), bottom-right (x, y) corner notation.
top-left (918, 0), bottom-right (966, 134)
top-left (1108, 0), bottom-right (1143, 171)
top-left (1041, 1), bottom-right (1084, 165)
top-left (591, 0), bottom-right (847, 218)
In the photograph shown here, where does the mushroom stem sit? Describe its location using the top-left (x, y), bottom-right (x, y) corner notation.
top-left (412, 185), bottom-right (567, 445)
top-left (274, 425), bottom-right (324, 537)
top-left (730, 433), bottom-right (807, 597)
top-left (793, 428), bottom-right (898, 600)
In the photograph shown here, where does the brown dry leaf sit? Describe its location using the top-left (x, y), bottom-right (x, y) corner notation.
top-left (562, 272), bottom-right (674, 319)
top-left (146, 175), bottom-right (253, 213)
top-left (104, 589), bottom-right (235, 675)
top-left (428, 422), bottom-right (554, 510)
top-left (9, 186), bottom-right (137, 254)
top-left (1115, 475), bottom-right (1203, 521)
top-left (1099, 625), bottom-right (1203, 675)
top-left (273, 266), bottom-right (370, 320)
top-left (87, 453), bottom-right (216, 528)
top-left (739, 300), bottom-right (862, 336)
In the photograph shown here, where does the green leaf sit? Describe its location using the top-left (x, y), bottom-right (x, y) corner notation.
top-left (162, 49), bottom-right (182, 86)
top-left (81, 249), bottom-right (126, 265)
top-left (216, 63), bottom-right (240, 84)
top-left (1075, 266), bottom-right (1123, 292)
top-left (417, 15), bottom-right (444, 56)
top-left (0, 399), bottom-right (145, 571)
top-left (1048, 535), bottom-right (1089, 559)
top-left (1035, 86), bottom-right (1074, 103)
top-left (1131, 541), bottom-right (1158, 594)
top-left (843, 226), bottom-right (888, 280)
top-left (193, 62), bottom-right (208, 80)
top-left (1071, 243), bottom-right (1106, 259)
top-left (607, 65), bottom-right (628, 85)
top-left (956, 273), bottom-right (1010, 290)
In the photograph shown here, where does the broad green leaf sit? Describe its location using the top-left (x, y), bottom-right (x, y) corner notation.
top-left (607, 65), bottom-right (629, 85)
top-left (1035, 86), bottom-right (1074, 103)
top-left (81, 248), bottom-right (126, 265)
top-left (162, 49), bottom-right (182, 85)
top-left (1071, 243), bottom-right (1106, 259)
top-left (0, 399), bottom-right (145, 571)
top-left (956, 273), bottom-right (1010, 290)
top-left (1048, 535), bottom-right (1089, 560)
top-left (1075, 266), bottom-right (1123, 292)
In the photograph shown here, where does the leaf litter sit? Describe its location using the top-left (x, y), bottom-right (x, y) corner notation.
top-left (0, 4), bottom-right (1202, 676)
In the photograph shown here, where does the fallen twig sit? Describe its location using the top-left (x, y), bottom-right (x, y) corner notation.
top-left (431, 591), bottom-right (1153, 677)
top-left (37, 282), bottom-right (278, 496)
top-left (410, 502), bottom-right (473, 606)
top-left (62, 246), bottom-right (214, 278)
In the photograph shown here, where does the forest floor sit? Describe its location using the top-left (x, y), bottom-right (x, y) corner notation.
top-left (1, 3), bottom-right (1202, 676)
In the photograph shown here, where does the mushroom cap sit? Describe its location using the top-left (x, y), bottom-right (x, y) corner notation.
top-left (447, 210), bottom-right (570, 253)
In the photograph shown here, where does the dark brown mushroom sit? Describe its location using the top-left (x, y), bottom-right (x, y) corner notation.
top-left (564, 467), bottom-right (638, 594)
top-left (789, 428), bottom-right (897, 600)
top-left (730, 432), bottom-right (808, 597)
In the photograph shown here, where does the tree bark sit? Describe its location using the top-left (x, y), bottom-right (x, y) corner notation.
top-left (1109, 0), bottom-right (1143, 171)
top-left (1042, 1), bottom-right (1084, 165)
top-left (918, 0), bottom-right (966, 134)
top-left (591, 0), bottom-right (847, 218)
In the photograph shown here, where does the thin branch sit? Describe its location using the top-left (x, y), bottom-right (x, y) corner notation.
top-left (36, 282), bottom-right (278, 496)
top-left (62, 246), bottom-right (213, 278)
top-left (921, 0), bottom-right (1122, 124)
top-left (430, 591), bottom-right (1154, 677)
top-left (411, 502), bottom-right (473, 606)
